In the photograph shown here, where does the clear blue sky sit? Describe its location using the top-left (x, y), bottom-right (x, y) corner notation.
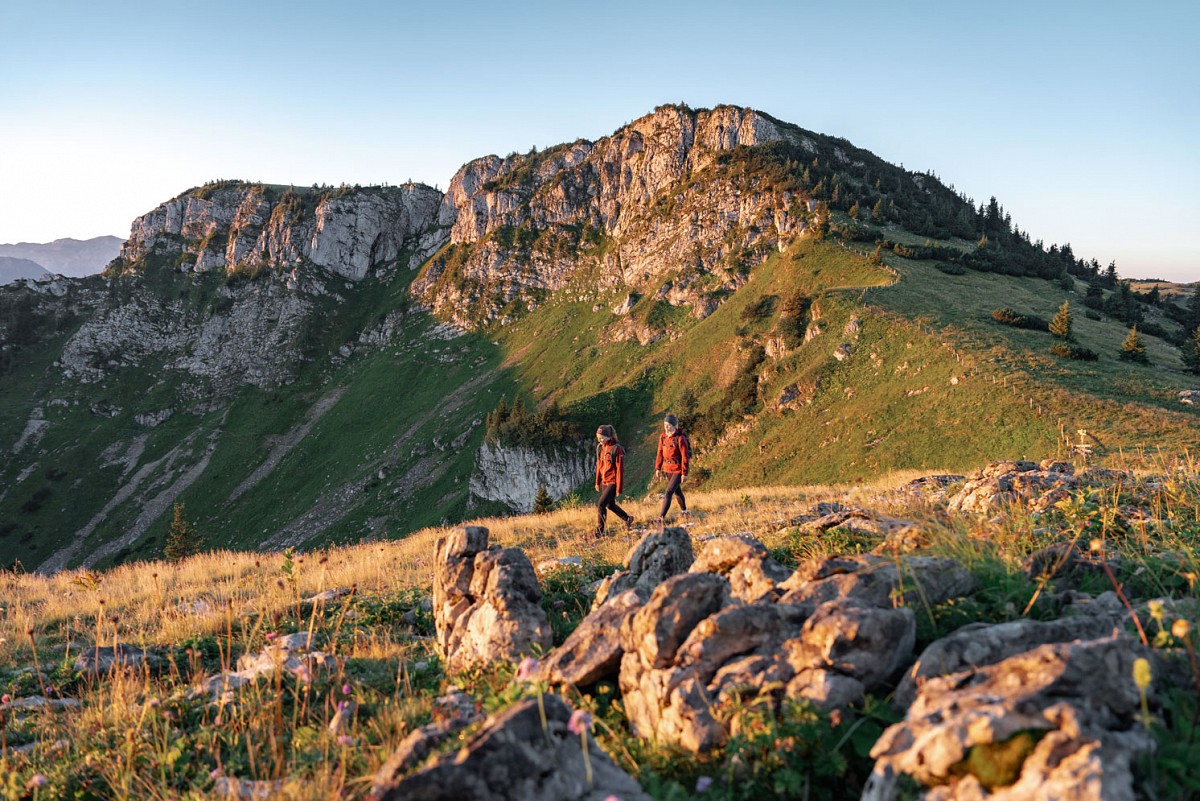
top-left (1, 0), bottom-right (1196, 281)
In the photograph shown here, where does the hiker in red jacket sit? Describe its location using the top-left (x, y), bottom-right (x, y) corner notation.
top-left (655, 413), bottom-right (691, 526)
top-left (594, 425), bottom-right (634, 536)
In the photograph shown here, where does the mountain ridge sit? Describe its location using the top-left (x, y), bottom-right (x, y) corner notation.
top-left (1, 103), bottom-right (1197, 574)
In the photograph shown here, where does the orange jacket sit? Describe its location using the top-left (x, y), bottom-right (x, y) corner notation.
top-left (596, 442), bottom-right (625, 494)
top-left (655, 430), bottom-right (691, 476)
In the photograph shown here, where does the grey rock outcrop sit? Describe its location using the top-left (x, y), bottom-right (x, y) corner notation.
top-left (433, 526), bottom-right (552, 674)
top-left (947, 460), bottom-right (1078, 515)
top-left (373, 694), bottom-right (651, 801)
top-left (864, 637), bottom-right (1156, 801)
top-left (593, 527), bottom-right (695, 607)
top-left (469, 440), bottom-right (593, 513)
top-left (539, 588), bottom-right (642, 687)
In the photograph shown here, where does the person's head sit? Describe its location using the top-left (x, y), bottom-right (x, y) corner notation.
top-left (663, 414), bottom-right (678, 434)
top-left (596, 424), bottom-right (616, 443)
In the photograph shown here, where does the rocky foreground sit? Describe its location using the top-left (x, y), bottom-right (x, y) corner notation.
top-left (2, 459), bottom-right (1198, 800)
top-left (385, 458), bottom-right (1197, 800)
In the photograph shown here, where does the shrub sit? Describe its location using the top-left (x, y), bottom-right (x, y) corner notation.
top-left (1050, 342), bottom-right (1098, 361)
top-left (1119, 326), bottom-right (1150, 364)
top-left (992, 308), bottom-right (1048, 330)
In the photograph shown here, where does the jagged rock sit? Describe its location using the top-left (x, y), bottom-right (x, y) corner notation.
top-left (893, 608), bottom-right (1129, 709)
top-left (74, 644), bottom-right (158, 675)
top-left (372, 694), bottom-right (650, 801)
top-left (304, 587), bottom-right (352, 603)
top-left (199, 634), bottom-right (338, 698)
top-left (433, 526), bottom-right (552, 674)
top-left (834, 343), bottom-right (853, 361)
top-left (1078, 467), bottom-right (1132, 485)
top-left (863, 637), bottom-right (1155, 801)
top-left (947, 461), bottom-right (1078, 515)
top-left (787, 602), bottom-right (916, 690)
top-left (469, 441), bottom-right (593, 513)
top-left (1, 695), bottom-right (81, 714)
top-left (593, 527), bottom-right (694, 608)
top-left (776, 378), bottom-right (820, 412)
top-left (777, 555), bottom-right (976, 613)
top-left (1177, 390), bottom-right (1200, 405)
top-left (786, 503), bottom-right (916, 540)
top-left (539, 588), bottom-right (642, 687)
top-left (690, 534), bottom-right (791, 603)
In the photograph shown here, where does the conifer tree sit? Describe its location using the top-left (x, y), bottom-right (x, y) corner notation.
top-left (1182, 326), bottom-right (1200, 375)
top-left (1049, 301), bottom-right (1073, 340)
top-left (533, 485), bottom-right (552, 514)
top-left (871, 198), bottom-right (885, 223)
top-left (847, 201), bottom-right (860, 220)
top-left (1119, 326), bottom-right (1149, 364)
top-left (164, 503), bottom-right (202, 562)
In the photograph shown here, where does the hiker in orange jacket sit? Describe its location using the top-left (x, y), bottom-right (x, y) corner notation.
top-left (655, 413), bottom-right (691, 525)
top-left (594, 425), bottom-right (634, 535)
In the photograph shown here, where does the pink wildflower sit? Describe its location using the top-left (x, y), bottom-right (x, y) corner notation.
top-left (515, 656), bottom-right (539, 682)
top-left (337, 735), bottom-right (356, 746)
top-left (1, 694), bottom-right (10, 704)
top-left (27, 775), bottom-right (50, 789)
top-left (265, 632), bottom-right (277, 641)
top-left (209, 768), bottom-right (223, 780)
top-left (567, 709), bottom-right (592, 735)
top-left (294, 664), bottom-right (313, 684)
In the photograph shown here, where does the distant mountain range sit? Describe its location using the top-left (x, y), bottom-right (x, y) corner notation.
top-left (0, 235), bottom-right (123, 281)
top-left (0, 256), bottom-right (51, 283)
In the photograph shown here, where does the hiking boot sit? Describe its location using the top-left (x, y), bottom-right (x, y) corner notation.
top-left (657, 516), bottom-right (666, 529)
top-left (624, 516), bottom-right (635, 531)
top-left (681, 509), bottom-right (691, 523)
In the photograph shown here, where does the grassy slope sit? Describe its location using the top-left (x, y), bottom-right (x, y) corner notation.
top-left (3, 234), bottom-right (1197, 572)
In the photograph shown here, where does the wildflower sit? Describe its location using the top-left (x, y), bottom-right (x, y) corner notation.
top-left (567, 710), bottom-right (592, 735)
top-left (1148, 600), bottom-right (1164, 623)
top-left (27, 775), bottom-right (50, 789)
top-left (1133, 657), bottom-right (1152, 690)
top-left (294, 664), bottom-right (313, 685)
top-left (342, 683), bottom-right (352, 695)
top-left (147, 698), bottom-right (161, 709)
top-left (265, 632), bottom-right (277, 641)
top-left (695, 776), bottom-right (714, 793)
top-left (209, 768), bottom-right (223, 780)
top-left (337, 735), bottom-right (356, 746)
top-left (1, 694), bottom-right (10, 704)
top-left (1089, 538), bottom-right (1104, 553)
top-left (516, 657), bottom-right (539, 682)
top-left (1172, 619), bottom-right (1191, 639)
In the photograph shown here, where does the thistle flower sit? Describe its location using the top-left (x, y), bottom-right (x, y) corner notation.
top-left (1, 694), bottom-right (10, 705)
top-left (516, 657), bottom-right (539, 682)
top-left (337, 735), bottom-right (356, 746)
top-left (27, 775), bottom-right (49, 789)
top-left (342, 683), bottom-right (352, 695)
top-left (567, 710), bottom-right (592, 735)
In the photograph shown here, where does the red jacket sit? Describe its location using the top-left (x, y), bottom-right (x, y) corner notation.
top-left (656, 430), bottom-right (691, 476)
top-left (596, 442), bottom-right (625, 494)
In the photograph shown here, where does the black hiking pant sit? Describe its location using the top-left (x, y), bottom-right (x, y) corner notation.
top-left (596, 484), bottom-right (629, 532)
top-left (660, 473), bottom-right (687, 518)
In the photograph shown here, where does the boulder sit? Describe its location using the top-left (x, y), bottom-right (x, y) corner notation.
top-left (690, 534), bottom-right (791, 603)
top-left (433, 526), bottom-right (552, 674)
top-left (864, 637), bottom-right (1155, 801)
top-left (593, 527), bottom-right (694, 608)
top-left (778, 555), bottom-right (976, 612)
top-left (948, 461), bottom-right (1078, 515)
top-left (539, 589), bottom-right (643, 687)
top-left (74, 644), bottom-right (158, 676)
top-left (372, 694), bottom-right (650, 801)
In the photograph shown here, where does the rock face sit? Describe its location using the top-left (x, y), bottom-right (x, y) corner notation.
top-left (433, 526), bottom-right (552, 674)
top-left (117, 182), bottom-right (445, 281)
top-left (373, 694), bottom-right (650, 801)
top-left (414, 105), bottom-right (818, 328)
top-left (469, 440), bottom-right (594, 513)
top-left (593, 527), bottom-right (695, 607)
top-left (864, 637), bottom-right (1156, 801)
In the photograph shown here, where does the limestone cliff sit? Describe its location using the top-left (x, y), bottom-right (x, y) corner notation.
top-left (413, 105), bottom-right (818, 328)
top-left (469, 440), bottom-right (594, 513)
top-left (115, 182), bottom-right (446, 282)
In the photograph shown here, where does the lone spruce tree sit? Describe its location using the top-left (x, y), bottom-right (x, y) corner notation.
top-left (1119, 326), bottom-right (1149, 364)
top-left (1049, 300), bottom-right (1073, 340)
top-left (164, 503), bottom-right (203, 562)
top-left (1183, 326), bottom-right (1200, 375)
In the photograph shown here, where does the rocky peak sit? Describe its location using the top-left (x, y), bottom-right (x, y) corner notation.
top-left (116, 181), bottom-right (447, 282)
